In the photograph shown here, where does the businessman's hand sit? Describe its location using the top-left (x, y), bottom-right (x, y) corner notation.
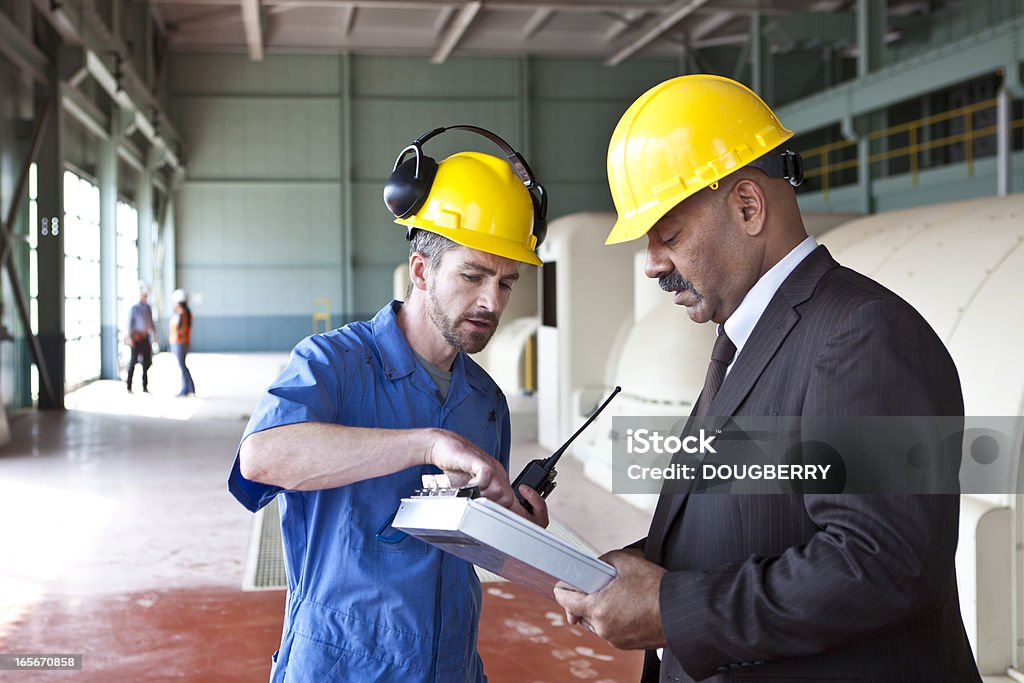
top-left (553, 549), bottom-right (667, 650)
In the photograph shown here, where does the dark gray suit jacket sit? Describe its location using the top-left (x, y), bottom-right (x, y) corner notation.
top-left (640, 246), bottom-right (981, 682)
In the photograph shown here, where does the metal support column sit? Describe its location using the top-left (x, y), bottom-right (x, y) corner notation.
top-left (12, 0), bottom-right (36, 118)
top-left (844, 115), bottom-right (873, 216)
top-left (35, 65), bottom-right (66, 407)
top-left (857, 135), bottom-right (873, 214)
top-left (857, 0), bottom-right (885, 78)
top-left (138, 148), bottom-right (155, 295)
top-left (997, 85), bottom-right (1011, 197)
top-left (161, 197), bottom-right (176, 331)
top-left (750, 12), bottom-right (763, 95)
top-left (340, 52), bottom-right (354, 319)
top-left (99, 108), bottom-right (120, 379)
top-left (516, 55), bottom-right (531, 169)
top-left (749, 12), bottom-right (774, 103)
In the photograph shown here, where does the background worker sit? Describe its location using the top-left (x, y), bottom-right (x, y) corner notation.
top-left (228, 126), bottom-right (550, 681)
top-left (125, 282), bottom-right (158, 393)
top-left (554, 75), bottom-right (980, 683)
top-left (169, 288), bottom-right (195, 397)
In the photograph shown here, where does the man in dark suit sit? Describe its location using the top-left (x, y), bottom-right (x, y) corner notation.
top-left (554, 75), bottom-right (981, 682)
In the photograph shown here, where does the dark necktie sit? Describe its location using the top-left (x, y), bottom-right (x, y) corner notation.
top-left (694, 331), bottom-right (736, 420)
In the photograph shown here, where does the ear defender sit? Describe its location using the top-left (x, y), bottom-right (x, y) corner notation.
top-left (383, 125), bottom-right (548, 250)
top-left (530, 184), bottom-right (548, 248)
top-left (384, 144), bottom-right (439, 219)
top-left (747, 149), bottom-right (805, 187)
top-left (785, 151), bottom-right (805, 187)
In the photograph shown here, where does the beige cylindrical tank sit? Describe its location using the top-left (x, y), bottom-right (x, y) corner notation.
top-left (393, 263), bottom-right (411, 302)
top-left (535, 213), bottom-right (636, 450)
top-left (820, 194), bottom-right (1024, 674)
top-left (801, 211), bottom-right (861, 237)
top-left (819, 193), bottom-right (1024, 416)
top-left (481, 316), bottom-right (539, 396)
top-left (577, 294), bottom-right (717, 512)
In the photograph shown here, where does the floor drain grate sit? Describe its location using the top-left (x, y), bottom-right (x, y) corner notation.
top-left (242, 497), bottom-right (287, 591)
top-left (242, 498), bottom-right (597, 590)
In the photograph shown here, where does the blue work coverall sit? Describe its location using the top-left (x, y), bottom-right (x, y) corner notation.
top-left (228, 301), bottom-right (511, 681)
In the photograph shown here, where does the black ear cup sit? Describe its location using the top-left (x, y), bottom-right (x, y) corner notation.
top-left (384, 154), bottom-right (438, 219)
top-left (530, 192), bottom-right (547, 248)
top-left (788, 152), bottom-right (805, 187)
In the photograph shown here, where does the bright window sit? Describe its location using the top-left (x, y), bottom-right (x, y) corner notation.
top-left (28, 163), bottom-right (38, 402)
top-left (63, 170), bottom-right (101, 390)
top-left (116, 200), bottom-right (139, 370)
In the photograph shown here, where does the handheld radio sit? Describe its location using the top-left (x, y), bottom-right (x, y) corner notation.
top-left (513, 386), bottom-right (622, 513)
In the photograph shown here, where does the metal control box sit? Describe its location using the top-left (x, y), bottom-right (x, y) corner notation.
top-left (393, 495), bottom-right (616, 596)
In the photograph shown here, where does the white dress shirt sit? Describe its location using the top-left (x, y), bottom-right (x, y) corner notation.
top-left (722, 235), bottom-right (818, 376)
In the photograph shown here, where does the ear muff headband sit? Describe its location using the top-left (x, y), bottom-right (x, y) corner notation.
top-left (746, 149), bottom-right (805, 187)
top-left (383, 125), bottom-right (548, 247)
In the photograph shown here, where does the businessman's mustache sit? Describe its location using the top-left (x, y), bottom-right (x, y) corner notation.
top-left (659, 271), bottom-right (702, 300)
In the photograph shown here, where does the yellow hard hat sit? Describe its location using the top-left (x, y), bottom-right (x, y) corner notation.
top-left (605, 74), bottom-right (794, 245)
top-left (391, 151), bottom-right (543, 266)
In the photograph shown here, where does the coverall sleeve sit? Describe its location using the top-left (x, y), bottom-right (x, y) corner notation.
top-left (228, 335), bottom-right (345, 512)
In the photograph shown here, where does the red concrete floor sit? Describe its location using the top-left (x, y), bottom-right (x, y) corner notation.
top-left (478, 584), bottom-right (644, 681)
top-left (1, 588), bottom-right (286, 682)
top-left (0, 354), bottom-right (646, 682)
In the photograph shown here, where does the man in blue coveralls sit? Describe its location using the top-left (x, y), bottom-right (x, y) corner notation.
top-left (227, 133), bottom-right (550, 681)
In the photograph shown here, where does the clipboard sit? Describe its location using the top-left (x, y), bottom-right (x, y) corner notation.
top-left (392, 494), bottom-right (616, 596)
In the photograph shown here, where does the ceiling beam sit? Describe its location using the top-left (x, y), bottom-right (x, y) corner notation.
top-left (522, 7), bottom-right (554, 40)
top-left (150, 0), bottom-right (168, 35)
top-left (171, 7), bottom-right (245, 31)
top-left (0, 10), bottom-right (49, 83)
top-left (605, 0), bottom-right (711, 67)
top-left (431, 0), bottom-right (481, 64)
top-left (692, 31), bottom-right (747, 48)
top-left (602, 9), bottom-right (644, 42)
top-left (155, 0), bottom-right (664, 11)
top-left (240, 0), bottom-right (265, 60)
top-left (433, 6), bottom-right (457, 36)
top-left (340, 4), bottom-right (356, 36)
top-left (688, 9), bottom-right (735, 41)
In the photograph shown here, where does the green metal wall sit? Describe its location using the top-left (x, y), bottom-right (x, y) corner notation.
top-left (0, 54), bottom-right (34, 410)
top-left (169, 53), bottom-right (678, 352)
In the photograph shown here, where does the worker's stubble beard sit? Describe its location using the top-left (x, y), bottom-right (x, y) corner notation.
top-left (426, 284), bottom-right (496, 355)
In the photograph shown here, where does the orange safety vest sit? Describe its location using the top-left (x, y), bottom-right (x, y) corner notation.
top-left (170, 310), bottom-right (192, 346)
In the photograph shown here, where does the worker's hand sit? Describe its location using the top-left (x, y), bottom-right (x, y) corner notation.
top-left (426, 429), bottom-right (516, 509)
top-left (510, 484), bottom-right (549, 528)
top-left (553, 549), bottom-right (667, 650)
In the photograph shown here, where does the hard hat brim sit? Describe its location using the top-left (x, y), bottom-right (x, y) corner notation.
top-left (395, 219), bottom-right (543, 267)
top-left (604, 200), bottom-right (680, 245)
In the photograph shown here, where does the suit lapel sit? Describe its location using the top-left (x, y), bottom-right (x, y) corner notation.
top-left (645, 412), bottom-right (698, 563)
top-left (646, 246), bottom-right (839, 564)
top-left (712, 246), bottom-right (837, 416)
top-left (709, 305), bottom-right (799, 417)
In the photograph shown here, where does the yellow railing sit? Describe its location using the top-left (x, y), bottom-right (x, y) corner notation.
top-left (802, 96), bottom-right (1024, 197)
top-left (523, 332), bottom-right (536, 394)
top-left (312, 297), bottom-right (331, 334)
